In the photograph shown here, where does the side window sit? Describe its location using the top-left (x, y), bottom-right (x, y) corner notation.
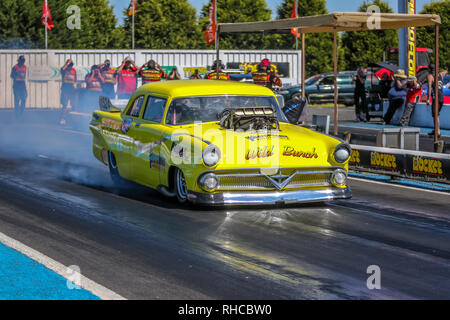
top-left (320, 77), bottom-right (334, 85)
top-left (127, 95), bottom-right (145, 117)
top-left (143, 96), bottom-right (167, 123)
top-left (338, 76), bottom-right (351, 85)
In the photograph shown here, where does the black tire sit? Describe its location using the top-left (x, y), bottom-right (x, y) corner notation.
top-left (173, 168), bottom-right (188, 204)
top-left (292, 92), bottom-right (310, 104)
top-left (291, 92), bottom-right (302, 100)
top-left (108, 151), bottom-right (124, 185)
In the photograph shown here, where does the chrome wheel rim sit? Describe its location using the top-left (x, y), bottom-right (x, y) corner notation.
top-left (176, 169), bottom-right (187, 200)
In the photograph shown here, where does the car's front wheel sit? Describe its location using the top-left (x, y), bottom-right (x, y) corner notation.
top-left (174, 168), bottom-right (188, 203)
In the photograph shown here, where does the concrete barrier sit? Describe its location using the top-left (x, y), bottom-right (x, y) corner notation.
top-left (350, 144), bottom-right (450, 184)
top-left (383, 101), bottom-right (450, 130)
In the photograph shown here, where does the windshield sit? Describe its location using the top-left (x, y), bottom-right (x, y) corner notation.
top-left (165, 95), bottom-right (287, 125)
top-left (305, 75), bottom-right (321, 85)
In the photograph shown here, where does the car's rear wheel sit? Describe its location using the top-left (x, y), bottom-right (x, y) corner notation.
top-left (174, 168), bottom-right (188, 203)
top-left (108, 151), bottom-right (124, 185)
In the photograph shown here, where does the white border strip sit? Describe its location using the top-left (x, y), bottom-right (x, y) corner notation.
top-left (0, 232), bottom-right (126, 300)
top-left (349, 177), bottom-right (450, 195)
top-left (350, 144), bottom-right (450, 160)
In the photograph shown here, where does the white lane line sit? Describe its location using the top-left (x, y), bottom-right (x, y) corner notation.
top-left (349, 177), bottom-right (450, 196)
top-left (0, 231), bottom-right (126, 300)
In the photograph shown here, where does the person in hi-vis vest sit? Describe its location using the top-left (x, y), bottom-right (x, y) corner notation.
top-left (139, 60), bottom-right (168, 84)
top-left (10, 55), bottom-right (28, 119)
top-left (252, 58), bottom-right (282, 90)
top-left (99, 59), bottom-right (116, 99)
top-left (205, 60), bottom-right (230, 81)
top-left (85, 65), bottom-right (105, 113)
top-left (59, 59), bottom-right (77, 125)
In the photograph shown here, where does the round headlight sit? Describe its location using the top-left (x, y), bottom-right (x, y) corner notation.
top-left (199, 173), bottom-right (218, 191)
top-left (202, 145), bottom-right (221, 167)
top-left (334, 144), bottom-right (351, 163)
top-left (331, 169), bottom-right (347, 187)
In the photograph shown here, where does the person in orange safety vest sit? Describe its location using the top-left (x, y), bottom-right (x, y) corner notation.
top-left (99, 59), bottom-right (116, 99)
top-left (205, 60), bottom-right (230, 81)
top-left (85, 65), bottom-right (105, 113)
top-left (252, 58), bottom-right (282, 90)
top-left (10, 55), bottom-right (28, 119)
top-left (139, 60), bottom-right (168, 84)
top-left (59, 59), bottom-right (77, 125)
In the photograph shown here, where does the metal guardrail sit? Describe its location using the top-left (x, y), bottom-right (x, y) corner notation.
top-left (349, 144), bottom-right (450, 184)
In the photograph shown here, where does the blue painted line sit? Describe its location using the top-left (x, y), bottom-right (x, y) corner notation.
top-left (0, 243), bottom-right (100, 300)
top-left (342, 122), bottom-right (450, 137)
top-left (349, 171), bottom-right (450, 193)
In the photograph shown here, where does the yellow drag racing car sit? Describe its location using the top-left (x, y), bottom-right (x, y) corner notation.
top-left (89, 80), bottom-right (351, 205)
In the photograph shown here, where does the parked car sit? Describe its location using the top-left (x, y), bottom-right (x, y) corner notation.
top-left (89, 80), bottom-right (352, 206)
top-left (280, 71), bottom-right (379, 106)
top-left (421, 74), bottom-right (450, 105)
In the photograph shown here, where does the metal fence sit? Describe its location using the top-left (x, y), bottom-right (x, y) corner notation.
top-left (0, 49), bottom-right (301, 109)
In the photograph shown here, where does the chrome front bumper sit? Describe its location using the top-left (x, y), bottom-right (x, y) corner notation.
top-left (187, 187), bottom-right (351, 206)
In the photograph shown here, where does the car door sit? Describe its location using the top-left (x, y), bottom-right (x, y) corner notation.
top-left (127, 95), bottom-right (169, 187)
top-left (337, 75), bottom-right (354, 103)
top-left (316, 76), bottom-right (335, 102)
top-left (117, 94), bottom-right (146, 180)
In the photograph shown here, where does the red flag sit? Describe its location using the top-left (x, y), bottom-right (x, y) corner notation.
top-left (41, 0), bottom-right (54, 30)
top-left (290, 1), bottom-right (299, 38)
top-left (204, 0), bottom-right (216, 46)
top-left (127, 0), bottom-right (138, 16)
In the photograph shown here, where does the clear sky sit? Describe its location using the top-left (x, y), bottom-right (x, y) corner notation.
top-left (110, 0), bottom-right (434, 25)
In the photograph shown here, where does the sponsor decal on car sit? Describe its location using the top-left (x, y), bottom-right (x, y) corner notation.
top-left (101, 118), bottom-right (121, 131)
top-left (149, 153), bottom-right (166, 171)
top-left (121, 118), bottom-right (132, 134)
top-left (245, 146), bottom-right (274, 160)
top-left (282, 146), bottom-right (318, 159)
top-left (245, 134), bottom-right (289, 142)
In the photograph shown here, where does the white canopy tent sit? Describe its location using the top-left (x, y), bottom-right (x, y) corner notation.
top-left (215, 12), bottom-right (442, 140)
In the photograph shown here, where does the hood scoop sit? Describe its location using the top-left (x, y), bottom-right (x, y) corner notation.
top-left (218, 106), bottom-right (279, 131)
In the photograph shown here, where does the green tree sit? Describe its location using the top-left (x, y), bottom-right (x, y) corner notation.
top-left (44, 0), bottom-right (122, 49)
top-left (122, 0), bottom-right (203, 49)
top-left (0, 0), bottom-right (41, 48)
top-left (0, 0), bottom-right (122, 49)
top-left (341, 0), bottom-right (398, 70)
top-left (198, 0), bottom-right (273, 50)
top-left (416, 0), bottom-right (450, 71)
top-left (275, 0), bottom-right (344, 77)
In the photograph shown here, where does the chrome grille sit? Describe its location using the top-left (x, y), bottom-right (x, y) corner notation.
top-left (203, 168), bottom-right (337, 191)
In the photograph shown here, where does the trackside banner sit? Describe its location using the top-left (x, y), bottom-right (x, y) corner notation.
top-left (349, 145), bottom-right (450, 184)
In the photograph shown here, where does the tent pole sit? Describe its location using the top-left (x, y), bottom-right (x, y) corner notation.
top-left (333, 25), bottom-right (338, 136)
top-left (216, 28), bottom-right (220, 80)
top-left (215, 1), bottom-right (219, 80)
top-left (301, 32), bottom-right (305, 99)
top-left (434, 23), bottom-right (439, 144)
